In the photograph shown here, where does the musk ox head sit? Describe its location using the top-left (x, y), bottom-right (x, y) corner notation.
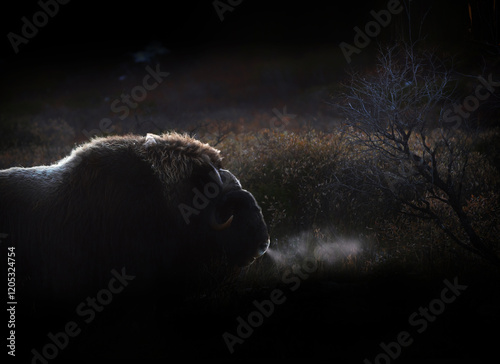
top-left (142, 133), bottom-right (269, 268)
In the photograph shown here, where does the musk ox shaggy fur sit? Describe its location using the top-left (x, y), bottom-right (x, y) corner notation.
top-left (0, 133), bottom-right (269, 305)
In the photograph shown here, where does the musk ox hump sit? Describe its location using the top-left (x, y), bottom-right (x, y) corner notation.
top-left (137, 133), bottom-right (223, 186)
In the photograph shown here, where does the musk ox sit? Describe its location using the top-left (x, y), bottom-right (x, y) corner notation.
top-left (0, 132), bottom-right (269, 305)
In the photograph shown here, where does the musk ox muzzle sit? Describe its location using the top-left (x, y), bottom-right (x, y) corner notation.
top-left (209, 181), bottom-right (270, 266)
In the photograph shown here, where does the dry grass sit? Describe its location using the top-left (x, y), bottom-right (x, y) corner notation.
top-left (1, 116), bottom-right (499, 285)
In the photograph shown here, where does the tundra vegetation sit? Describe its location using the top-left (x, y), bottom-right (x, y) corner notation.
top-left (1, 42), bottom-right (499, 360)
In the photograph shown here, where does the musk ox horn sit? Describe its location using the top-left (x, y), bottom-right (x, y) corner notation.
top-left (218, 169), bottom-right (242, 191)
top-left (208, 166), bottom-right (239, 231)
top-left (209, 163), bottom-right (223, 185)
top-left (210, 213), bottom-right (234, 231)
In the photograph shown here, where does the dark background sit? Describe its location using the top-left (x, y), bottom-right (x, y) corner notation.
top-left (1, 0), bottom-right (494, 138)
top-left (1, 1), bottom-right (500, 362)
top-left (0, 0), bottom-right (479, 64)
